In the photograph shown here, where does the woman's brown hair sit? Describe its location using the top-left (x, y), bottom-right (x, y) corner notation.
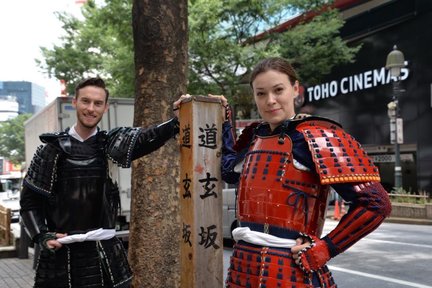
top-left (250, 57), bottom-right (299, 87)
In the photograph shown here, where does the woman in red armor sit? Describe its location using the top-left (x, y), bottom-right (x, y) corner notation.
top-left (220, 57), bottom-right (392, 287)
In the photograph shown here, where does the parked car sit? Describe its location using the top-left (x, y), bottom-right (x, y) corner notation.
top-left (0, 176), bottom-right (21, 223)
top-left (222, 185), bottom-right (238, 240)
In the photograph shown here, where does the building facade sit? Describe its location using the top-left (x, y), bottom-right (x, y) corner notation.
top-left (0, 81), bottom-right (45, 114)
top-left (0, 96), bottom-right (19, 121)
top-left (299, 0), bottom-right (432, 194)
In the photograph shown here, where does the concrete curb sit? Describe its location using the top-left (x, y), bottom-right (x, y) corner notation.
top-left (385, 217), bottom-right (432, 225)
top-left (326, 206), bottom-right (432, 225)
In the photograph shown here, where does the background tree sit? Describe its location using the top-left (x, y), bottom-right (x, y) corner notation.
top-left (39, 0), bottom-right (359, 114)
top-left (188, 0), bottom-right (360, 118)
top-left (277, 9), bottom-right (360, 85)
top-left (188, 0), bottom-right (286, 117)
top-left (129, 0), bottom-right (187, 287)
top-left (37, 0), bottom-right (134, 97)
top-left (0, 114), bottom-right (32, 165)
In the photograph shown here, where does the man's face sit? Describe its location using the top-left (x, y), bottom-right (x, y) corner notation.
top-left (72, 85), bottom-right (109, 130)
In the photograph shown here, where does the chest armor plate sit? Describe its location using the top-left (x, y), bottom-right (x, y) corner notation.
top-left (237, 135), bottom-right (329, 236)
top-left (51, 139), bottom-right (113, 233)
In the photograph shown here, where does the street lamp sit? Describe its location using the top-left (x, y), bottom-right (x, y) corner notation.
top-left (385, 45), bottom-right (405, 190)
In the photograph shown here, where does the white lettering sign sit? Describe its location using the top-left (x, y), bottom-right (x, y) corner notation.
top-left (371, 153), bottom-right (413, 163)
top-left (307, 64), bottom-right (410, 103)
top-left (396, 118), bottom-right (403, 144)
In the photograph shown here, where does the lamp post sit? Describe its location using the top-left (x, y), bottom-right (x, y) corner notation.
top-left (385, 45), bottom-right (405, 190)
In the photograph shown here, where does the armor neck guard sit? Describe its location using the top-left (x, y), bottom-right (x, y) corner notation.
top-left (254, 115), bottom-right (342, 137)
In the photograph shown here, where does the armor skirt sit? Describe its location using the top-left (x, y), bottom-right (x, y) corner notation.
top-left (34, 237), bottom-right (132, 288)
top-left (225, 241), bottom-right (336, 288)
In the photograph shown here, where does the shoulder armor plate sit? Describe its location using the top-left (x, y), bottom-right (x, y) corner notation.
top-left (39, 131), bottom-right (69, 144)
top-left (296, 119), bottom-right (381, 184)
top-left (106, 127), bottom-right (142, 168)
top-left (24, 144), bottom-right (60, 195)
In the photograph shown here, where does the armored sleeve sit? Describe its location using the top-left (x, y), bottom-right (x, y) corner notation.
top-left (294, 119), bottom-right (392, 272)
top-left (23, 143), bottom-right (60, 196)
top-left (221, 121), bottom-right (240, 184)
top-left (221, 121), bottom-right (261, 184)
top-left (20, 186), bottom-right (49, 241)
top-left (106, 117), bottom-right (180, 168)
top-left (20, 143), bottom-right (59, 241)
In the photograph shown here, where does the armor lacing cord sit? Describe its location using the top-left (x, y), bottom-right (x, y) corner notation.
top-left (278, 135), bottom-right (285, 144)
top-left (97, 241), bottom-right (115, 285)
top-left (278, 120), bottom-right (289, 144)
top-left (284, 184), bottom-right (318, 227)
top-left (66, 245), bottom-right (72, 288)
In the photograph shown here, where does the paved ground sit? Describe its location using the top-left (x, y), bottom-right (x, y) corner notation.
top-left (0, 256), bottom-right (34, 288)
top-left (0, 211), bottom-right (430, 288)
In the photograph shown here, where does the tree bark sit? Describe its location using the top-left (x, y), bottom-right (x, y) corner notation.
top-left (130, 1), bottom-right (188, 287)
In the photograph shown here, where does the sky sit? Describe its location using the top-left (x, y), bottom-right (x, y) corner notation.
top-left (0, 0), bottom-right (83, 104)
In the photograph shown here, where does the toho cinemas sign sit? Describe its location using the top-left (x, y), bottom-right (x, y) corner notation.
top-left (306, 63), bottom-right (409, 102)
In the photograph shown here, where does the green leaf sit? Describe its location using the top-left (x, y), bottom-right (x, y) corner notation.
top-left (0, 114), bottom-right (32, 165)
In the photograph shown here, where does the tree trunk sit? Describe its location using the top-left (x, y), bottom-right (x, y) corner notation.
top-left (130, 1), bottom-right (187, 287)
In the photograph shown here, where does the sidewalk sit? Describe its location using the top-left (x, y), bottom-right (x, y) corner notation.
top-left (0, 255), bottom-right (34, 288)
top-left (0, 206), bottom-right (430, 288)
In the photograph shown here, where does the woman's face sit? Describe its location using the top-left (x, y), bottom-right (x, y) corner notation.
top-left (252, 69), bottom-right (299, 131)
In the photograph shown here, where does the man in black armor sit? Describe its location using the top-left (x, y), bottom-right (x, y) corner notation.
top-left (20, 77), bottom-right (181, 288)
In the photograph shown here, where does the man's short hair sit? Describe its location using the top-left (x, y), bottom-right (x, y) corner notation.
top-left (74, 77), bottom-right (110, 101)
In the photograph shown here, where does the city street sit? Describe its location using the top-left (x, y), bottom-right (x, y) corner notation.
top-left (1, 219), bottom-right (431, 287)
top-left (223, 220), bottom-right (432, 288)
